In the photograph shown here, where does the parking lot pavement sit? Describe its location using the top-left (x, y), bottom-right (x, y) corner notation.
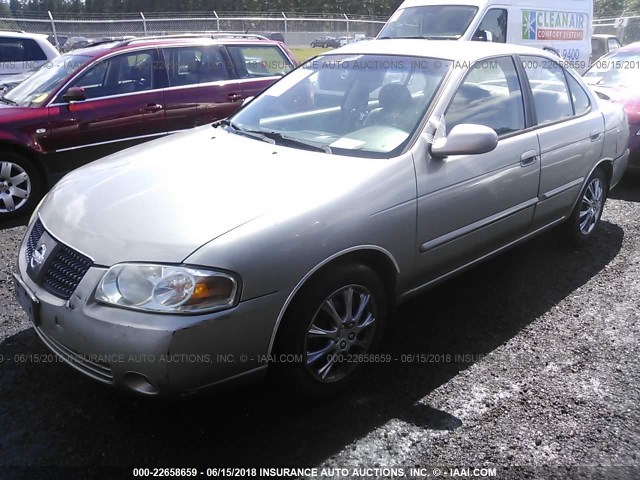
top-left (0, 176), bottom-right (639, 479)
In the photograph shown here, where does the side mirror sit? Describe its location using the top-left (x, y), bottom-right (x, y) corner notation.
top-left (430, 124), bottom-right (498, 158)
top-left (472, 29), bottom-right (488, 41)
top-left (62, 86), bottom-right (86, 103)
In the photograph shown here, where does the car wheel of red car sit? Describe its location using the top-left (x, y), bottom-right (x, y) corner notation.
top-left (0, 151), bottom-right (42, 219)
top-left (272, 263), bottom-right (388, 398)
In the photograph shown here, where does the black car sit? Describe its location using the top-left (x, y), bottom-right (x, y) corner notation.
top-left (268, 32), bottom-right (285, 43)
top-left (311, 36), bottom-right (340, 48)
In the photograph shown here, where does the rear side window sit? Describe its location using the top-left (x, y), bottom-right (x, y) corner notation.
top-left (565, 73), bottom-right (590, 116)
top-left (226, 45), bottom-right (294, 78)
top-left (521, 56), bottom-right (572, 125)
top-left (0, 37), bottom-right (47, 63)
top-left (162, 46), bottom-right (230, 87)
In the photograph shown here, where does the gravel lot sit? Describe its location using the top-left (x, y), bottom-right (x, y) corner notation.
top-left (1, 176), bottom-right (639, 480)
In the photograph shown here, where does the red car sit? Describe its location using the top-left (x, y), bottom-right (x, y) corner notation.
top-left (0, 36), bottom-right (296, 219)
top-left (583, 42), bottom-right (640, 175)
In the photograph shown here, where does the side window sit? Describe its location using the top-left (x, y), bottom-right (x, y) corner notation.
top-left (565, 73), bottom-right (590, 116)
top-left (200, 46), bottom-right (231, 83)
top-left (445, 56), bottom-right (525, 135)
top-left (23, 39), bottom-right (47, 61)
top-left (475, 9), bottom-right (508, 43)
top-left (608, 38), bottom-right (621, 51)
top-left (591, 39), bottom-right (605, 59)
top-left (162, 47), bottom-right (203, 87)
top-left (62, 50), bottom-right (155, 99)
top-left (226, 45), bottom-right (294, 78)
top-left (521, 56), bottom-right (572, 125)
top-left (0, 38), bottom-right (47, 62)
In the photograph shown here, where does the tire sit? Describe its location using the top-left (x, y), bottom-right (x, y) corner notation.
top-left (561, 167), bottom-right (608, 247)
top-left (272, 263), bottom-right (388, 398)
top-left (0, 151), bottom-right (42, 220)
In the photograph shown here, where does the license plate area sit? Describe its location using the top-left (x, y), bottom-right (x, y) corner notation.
top-left (13, 273), bottom-right (40, 326)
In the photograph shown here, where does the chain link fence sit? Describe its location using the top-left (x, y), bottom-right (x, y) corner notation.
top-left (593, 15), bottom-right (640, 44)
top-left (0, 11), bottom-right (387, 48)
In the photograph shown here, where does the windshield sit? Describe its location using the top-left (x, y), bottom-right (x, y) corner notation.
top-left (229, 54), bottom-right (451, 157)
top-left (378, 5), bottom-right (478, 39)
top-left (583, 50), bottom-right (640, 87)
top-left (3, 54), bottom-right (91, 107)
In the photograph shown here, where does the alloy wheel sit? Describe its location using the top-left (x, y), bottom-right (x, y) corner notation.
top-left (0, 161), bottom-right (31, 214)
top-left (304, 284), bottom-right (377, 383)
top-left (579, 177), bottom-right (604, 235)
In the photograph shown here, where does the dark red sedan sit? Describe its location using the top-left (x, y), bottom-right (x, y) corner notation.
top-left (0, 36), bottom-right (296, 218)
top-left (584, 42), bottom-right (640, 175)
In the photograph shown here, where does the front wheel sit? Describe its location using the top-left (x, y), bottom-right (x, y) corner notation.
top-left (0, 151), bottom-right (42, 220)
top-left (562, 168), bottom-right (608, 247)
top-left (272, 263), bottom-right (388, 397)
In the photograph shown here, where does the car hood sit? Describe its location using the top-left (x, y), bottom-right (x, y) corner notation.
top-left (0, 71), bottom-right (32, 89)
top-left (39, 126), bottom-right (390, 266)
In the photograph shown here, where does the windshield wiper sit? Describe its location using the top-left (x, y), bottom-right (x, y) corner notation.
top-left (259, 131), bottom-right (332, 154)
top-left (224, 122), bottom-right (276, 145)
top-left (0, 96), bottom-right (18, 106)
top-left (211, 118), bottom-right (231, 128)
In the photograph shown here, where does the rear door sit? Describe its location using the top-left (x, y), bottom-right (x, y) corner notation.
top-left (519, 55), bottom-right (604, 227)
top-left (44, 48), bottom-right (166, 162)
top-left (161, 44), bottom-right (243, 130)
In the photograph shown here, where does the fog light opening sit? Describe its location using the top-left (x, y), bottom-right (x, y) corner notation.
top-left (123, 371), bottom-right (159, 395)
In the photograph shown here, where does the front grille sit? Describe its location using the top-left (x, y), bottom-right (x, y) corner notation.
top-left (25, 218), bottom-right (45, 266)
top-left (42, 244), bottom-right (93, 300)
top-left (25, 219), bottom-right (93, 300)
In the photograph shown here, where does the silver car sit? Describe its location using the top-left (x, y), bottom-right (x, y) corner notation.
top-left (14, 41), bottom-right (629, 397)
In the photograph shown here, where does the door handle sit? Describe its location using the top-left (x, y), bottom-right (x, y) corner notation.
top-left (590, 129), bottom-right (602, 142)
top-left (143, 103), bottom-right (163, 112)
top-left (227, 93), bottom-right (243, 102)
top-left (520, 150), bottom-right (538, 167)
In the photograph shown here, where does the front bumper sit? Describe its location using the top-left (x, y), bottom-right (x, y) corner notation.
top-left (16, 240), bottom-right (288, 396)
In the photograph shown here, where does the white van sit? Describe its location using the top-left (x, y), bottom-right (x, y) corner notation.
top-left (378, 0), bottom-right (592, 72)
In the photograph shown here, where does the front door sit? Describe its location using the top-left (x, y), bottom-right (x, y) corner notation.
top-left (413, 56), bottom-right (541, 284)
top-left (44, 48), bottom-right (166, 167)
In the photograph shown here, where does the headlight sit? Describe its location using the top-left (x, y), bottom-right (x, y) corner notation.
top-left (95, 264), bottom-right (240, 314)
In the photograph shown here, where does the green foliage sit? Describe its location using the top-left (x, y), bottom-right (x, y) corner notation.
top-left (2, 0), bottom-right (399, 15)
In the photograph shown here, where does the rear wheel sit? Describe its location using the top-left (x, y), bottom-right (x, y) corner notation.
top-left (562, 168), bottom-right (608, 247)
top-left (0, 151), bottom-right (42, 220)
top-left (273, 263), bottom-right (388, 397)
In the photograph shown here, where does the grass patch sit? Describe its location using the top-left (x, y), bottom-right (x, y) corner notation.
top-left (291, 47), bottom-right (333, 63)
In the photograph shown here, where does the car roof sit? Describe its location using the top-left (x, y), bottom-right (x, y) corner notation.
top-left (69, 36), bottom-right (284, 59)
top-left (614, 41), bottom-right (640, 52)
top-left (327, 39), bottom-right (560, 62)
top-left (0, 30), bottom-right (49, 40)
